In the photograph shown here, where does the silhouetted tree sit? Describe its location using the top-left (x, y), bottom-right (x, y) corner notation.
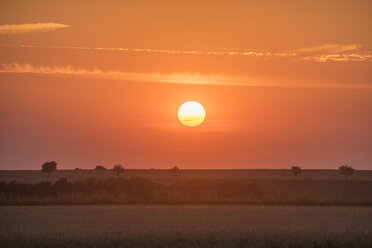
top-left (171, 166), bottom-right (180, 177)
top-left (41, 161), bottom-right (57, 179)
top-left (338, 165), bottom-right (355, 180)
top-left (94, 165), bottom-right (106, 170)
top-left (113, 164), bottom-right (125, 176)
top-left (291, 166), bottom-right (303, 177)
top-left (74, 167), bottom-right (82, 171)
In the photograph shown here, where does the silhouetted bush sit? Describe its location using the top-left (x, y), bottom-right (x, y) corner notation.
top-left (113, 164), bottom-right (125, 176)
top-left (291, 166), bottom-right (303, 176)
top-left (338, 165), bottom-right (355, 180)
top-left (171, 166), bottom-right (180, 177)
top-left (41, 161), bottom-right (57, 177)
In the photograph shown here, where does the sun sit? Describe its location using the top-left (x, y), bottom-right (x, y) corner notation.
top-left (178, 101), bottom-right (206, 127)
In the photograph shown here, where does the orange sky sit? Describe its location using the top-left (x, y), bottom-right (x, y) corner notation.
top-left (0, 0), bottom-right (371, 169)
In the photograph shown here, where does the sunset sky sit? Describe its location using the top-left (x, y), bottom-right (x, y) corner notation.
top-left (0, 0), bottom-right (371, 170)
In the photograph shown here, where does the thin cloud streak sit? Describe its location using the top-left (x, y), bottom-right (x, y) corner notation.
top-left (7, 44), bottom-right (371, 62)
top-left (8, 44), bottom-right (296, 58)
top-left (295, 44), bottom-right (362, 53)
top-left (303, 53), bottom-right (372, 62)
top-left (143, 120), bottom-right (243, 133)
top-left (0, 23), bottom-right (69, 35)
top-left (1, 63), bottom-right (371, 89)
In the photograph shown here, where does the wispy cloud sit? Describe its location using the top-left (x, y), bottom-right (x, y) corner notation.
top-left (0, 23), bottom-right (69, 35)
top-left (295, 44), bottom-right (362, 53)
top-left (303, 53), bottom-right (372, 62)
top-left (292, 44), bottom-right (372, 62)
top-left (8, 44), bottom-right (297, 58)
top-left (6, 44), bottom-right (371, 62)
top-left (0, 63), bottom-right (245, 86)
top-left (1, 63), bottom-right (371, 89)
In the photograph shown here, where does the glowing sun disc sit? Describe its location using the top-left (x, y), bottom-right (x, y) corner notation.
top-left (178, 101), bottom-right (205, 127)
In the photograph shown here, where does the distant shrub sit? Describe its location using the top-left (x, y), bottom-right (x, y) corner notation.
top-left (113, 165), bottom-right (125, 176)
top-left (41, 161), bottom-right (57, 178)
top-left (95, 165), bottom-right (106, 170)
top-left (171, 166), bottom-right (180, 177)
top-left (338, 165), bottom-right (355, 180)
top-left (291, 166), bottom-right (303, 176)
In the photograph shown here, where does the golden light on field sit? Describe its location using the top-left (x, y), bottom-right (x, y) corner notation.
top-left (178, 101), bottom-right (206, 127)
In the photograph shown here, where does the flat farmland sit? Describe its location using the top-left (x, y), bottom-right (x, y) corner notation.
top-left (1, 170), bottom-right (372, 206)
top-left (1, 169), bottom-right (372, 183)
top-left (1, 205), bottom-right (371, 247)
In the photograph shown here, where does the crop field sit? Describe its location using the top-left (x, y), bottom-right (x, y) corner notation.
top-left (1, 171), bottom-right (371, 246)
top-left (1, 205), bottom-right (371, 248)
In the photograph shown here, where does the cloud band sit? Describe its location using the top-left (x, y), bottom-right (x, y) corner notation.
top-left (0, 23), bottom-right (69, 35)
top-left (1, 63), bottom-right (371, 89)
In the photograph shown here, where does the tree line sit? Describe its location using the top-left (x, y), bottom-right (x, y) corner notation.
top-left (0, 177), bottom-right (262, 204)
top-left (42, 161), bottom-right (356, 180)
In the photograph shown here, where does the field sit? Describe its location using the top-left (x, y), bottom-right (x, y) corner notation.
top-left (1, 169), bottom-right (372, 206)
top-left (1, 170), bottom-right (372, 247)
top-left (1, 205), bottom-right (371, 247)
top-left (2, 169), bottom-right (372, 183)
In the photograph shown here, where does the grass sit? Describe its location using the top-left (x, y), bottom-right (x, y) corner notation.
top-left (1, 170), bottom-right (371, 247)
top-left (2, 231), bottom-right (372, 248)
top-left (1, 205), bottom-right (371, 247)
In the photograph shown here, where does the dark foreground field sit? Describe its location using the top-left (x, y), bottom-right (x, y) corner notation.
top-left (1, 205), bottom-right (371, 248)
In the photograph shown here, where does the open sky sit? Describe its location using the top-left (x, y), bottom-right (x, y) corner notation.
top-left (0, 0), bottom-right (371, 170)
